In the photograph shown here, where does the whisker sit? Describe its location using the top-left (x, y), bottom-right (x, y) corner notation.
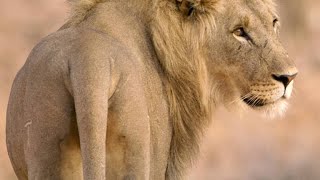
top-left (248, 94), bottom-right (259, 103)
top-left (255, 97), bottom-right (264, 106)
top-left (241, 93), bottom-right (255, 101)
top-left (251, 95), bottom-right (260, 106)
top-left (241, 93), bottom-right (253, 100)
top-left (228, 92), bottom-right (252, 106)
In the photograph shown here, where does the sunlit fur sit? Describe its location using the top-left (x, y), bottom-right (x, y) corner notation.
top-left (59, 0), bottom-right (294, 179)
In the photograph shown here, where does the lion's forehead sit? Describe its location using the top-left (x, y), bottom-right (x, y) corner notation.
top-left (227, 0), bottom-right (277, 18)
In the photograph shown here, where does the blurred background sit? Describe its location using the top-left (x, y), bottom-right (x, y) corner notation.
top-left (0, 0), bottom-right (319, 179)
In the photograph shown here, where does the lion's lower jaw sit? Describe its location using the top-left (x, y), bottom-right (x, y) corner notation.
top-left (224, 97), bottom-right (289, 120)
top-left (254, 100), bottom-right (289, 119)
top-left (242, 99), bottom-right (289, 119)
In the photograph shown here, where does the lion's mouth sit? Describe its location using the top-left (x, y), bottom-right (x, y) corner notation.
top-left (242, 96), bottom-right (285, 108)
top-left (243, 97), bottom-right (266, 107)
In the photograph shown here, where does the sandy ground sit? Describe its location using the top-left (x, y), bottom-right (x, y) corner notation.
top-left (0, 0), bottom-right (319, 179)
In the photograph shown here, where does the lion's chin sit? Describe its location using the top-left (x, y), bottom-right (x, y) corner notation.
top-left (243, 98), bottom-right (289, 119)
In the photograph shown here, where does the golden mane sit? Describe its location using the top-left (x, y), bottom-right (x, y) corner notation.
top-left (151, 1), bottom-right (220, 178)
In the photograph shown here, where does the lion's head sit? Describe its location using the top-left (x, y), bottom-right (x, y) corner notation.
top-left (206, 0), bottom-right (298, 116)
top-left (153, 0), bottom-right (297, 116)
top-left (152, 0), bottom-right (298, 178)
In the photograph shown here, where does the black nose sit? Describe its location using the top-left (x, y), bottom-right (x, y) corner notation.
top-left (272, 73), bottom-right (298, 88)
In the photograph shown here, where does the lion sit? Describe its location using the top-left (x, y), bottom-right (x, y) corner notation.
top-left (6, 0), bottom-right (298, 179)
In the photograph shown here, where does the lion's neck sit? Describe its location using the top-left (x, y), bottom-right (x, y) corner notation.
top-left (151, 3), bottom-right (213, 179)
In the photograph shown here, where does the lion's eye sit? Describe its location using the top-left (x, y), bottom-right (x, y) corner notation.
top-left (233, 27), bottom-right (251, 42)
top-left (233, 28), bottom-right (245, 37)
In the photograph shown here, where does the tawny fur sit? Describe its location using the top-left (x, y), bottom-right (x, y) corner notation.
top-left (7, 0), bottom-right (299, 179)
top-left (62, 0), bottom-right (278, 179)
top-left (67, 0), bottom-right (106, 26)
top-left (65, 0), bottom-right (223, 178)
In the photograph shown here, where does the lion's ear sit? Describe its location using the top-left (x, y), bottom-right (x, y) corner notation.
top-left (176, 0), bottom-right (198, 16)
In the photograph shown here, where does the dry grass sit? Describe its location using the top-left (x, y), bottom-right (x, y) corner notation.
top-left (0, 0), bottom-right (319, 179)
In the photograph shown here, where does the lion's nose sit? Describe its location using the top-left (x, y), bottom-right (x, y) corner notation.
top-left (272, 73), bottom-right (298, 88)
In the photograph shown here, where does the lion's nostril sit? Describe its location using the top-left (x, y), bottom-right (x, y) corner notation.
top-left (272, 73), bottom-right (298, 88)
